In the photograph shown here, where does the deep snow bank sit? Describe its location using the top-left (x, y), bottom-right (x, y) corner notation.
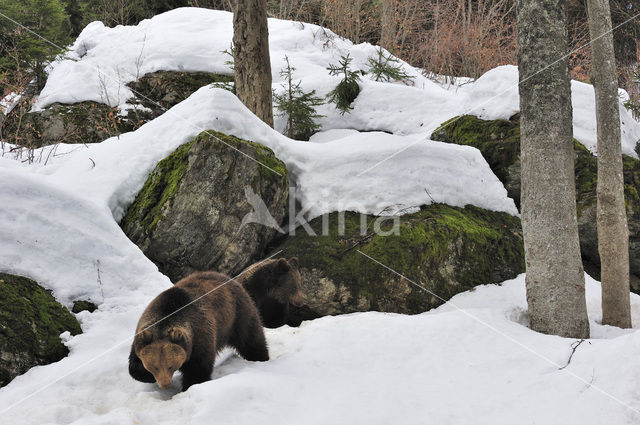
top-left (13, 87), bottom-right (519, 219)
top-left (33, 8), bottom-right (640, 157)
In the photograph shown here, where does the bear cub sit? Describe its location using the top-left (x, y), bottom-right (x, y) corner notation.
top-left (238, 257), bottom-right (304, 328)
top-left (129, 271), bottom-right (269, 392)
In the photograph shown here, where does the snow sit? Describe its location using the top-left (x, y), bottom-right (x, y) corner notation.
top-left (3, 193), bottom-right (640, 425)
top-left (0, 92), bottom-right (21, 115)
top-left (308, 128), bottom-right (359, 143)
top-left (32, 8), bottom-right (640, 158)
top-left (2, 7), bottom-right (640, 425)
top-left (9, 86), bottom-right (518, 220)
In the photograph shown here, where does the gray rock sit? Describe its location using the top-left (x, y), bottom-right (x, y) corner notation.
top-left (121, 130), bottom-right (288, 282)
top-left (2, 71), bottom-right (233, 148)
top-left (432, 114), bottom-right (640, 293)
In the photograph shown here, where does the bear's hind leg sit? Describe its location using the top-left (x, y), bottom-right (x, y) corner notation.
top-left (232, 315), bottom-right (269, 362)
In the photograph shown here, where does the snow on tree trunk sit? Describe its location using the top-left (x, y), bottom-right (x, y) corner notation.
top-left (517, 0), bottom-right (590, 338)
top-left (587, 0), bottom-right (632, 328)
top-left (233, 0), bottom-right (274, 127)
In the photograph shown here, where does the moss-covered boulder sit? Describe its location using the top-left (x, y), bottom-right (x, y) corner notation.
top-left (2, 71), bottom-right (232, 149)
top-left (71, 300), bottom-right (98, 314)
top-left (432, 115), bottom-right (640, 291)
top-left (275, 204), bottom-right (525, 320)
top-left (2, 99), bottom-right (132, 148)
top-left (125, 71), bottom-right (233, 123)
top-left (0, 273), bottom-right (82, 387)
top-left (121, 130), bottom-right (288, 282)
top-left (431, 114), bottom-right (522, 205)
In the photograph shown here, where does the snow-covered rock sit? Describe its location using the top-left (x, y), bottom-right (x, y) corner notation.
top-left (1, 8), bottom-right (640, 425)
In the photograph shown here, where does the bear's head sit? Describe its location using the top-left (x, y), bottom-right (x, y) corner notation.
top-left (135, 326), bottom-right (192, 389)
top-left (269, 257), bottom-right (304, 307)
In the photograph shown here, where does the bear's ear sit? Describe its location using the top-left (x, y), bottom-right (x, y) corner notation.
top-left (168, 327), bottom-right (187, 344)
top-left (277, 258), bottom-right (291, 272)
top-left (289, 257), bottom-right (299, 268)
top-left (138, 329), bottom-right (153, 345)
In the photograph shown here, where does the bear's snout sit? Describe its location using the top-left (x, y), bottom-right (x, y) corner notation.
top-left (156, 373), bottom-right (173, 390)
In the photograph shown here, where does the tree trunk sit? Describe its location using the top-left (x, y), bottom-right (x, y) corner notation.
top-left (233, 0), bottom-right (274, 127)
top-left (587, 0), bottom-right (632, 328)
top-left (611, 0), bottom-right (639, 94)
top-left (380, 0), bottom-right (396, 52)
top-left (517, 0), bottom-right (590, 338)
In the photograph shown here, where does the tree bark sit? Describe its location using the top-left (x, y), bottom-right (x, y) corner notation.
top-left (517, 0), bottom-right (590, 338)
top-left (380, 0), bottom-right (396, 52)
top-left (587, 0), bottom-right (632, 328)
top-left (233, 0), bottom-right (274, 127)
top-left (611, 0), bottom-right (639, 94)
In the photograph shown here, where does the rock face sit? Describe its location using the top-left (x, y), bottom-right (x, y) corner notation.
top-left (3, 100), bottom-right (128, 148)
top-left (121, 131), bottom-right (289, 282)
top-left (0, 273), bottom-right (82, 387)
top-left (126, 71), bottom-right (233, 120)
top-left (2, 71), bottom-right (232, 148)
top-left (431, 115), bottom-right (640, 292)
top-left (275, 204), bottom-right (525, 320)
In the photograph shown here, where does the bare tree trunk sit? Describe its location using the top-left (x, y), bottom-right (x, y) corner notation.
top-left (611, 0), bottom-right (639, 94)
top-left (517, 0), bottom-right (590, 338)
top-left (233, 0), bottom-right (274, 127)
top-left (587, 0), bottom-right (632, 328)
top-left (380, 0), bottom-right (396, 51)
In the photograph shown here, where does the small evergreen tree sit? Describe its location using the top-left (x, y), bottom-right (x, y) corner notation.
top-left (274, 56), bottom-right (324, 140)
top-left (222, 43), bottom-right (235, 72)
top-left (326, 53), bottom-right (360, 115)
top-left (367, 47), bottom-right (414, 83)
top-left (212, 43), bottom-right (235, 93)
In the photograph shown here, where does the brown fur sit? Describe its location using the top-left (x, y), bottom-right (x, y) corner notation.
top-left (238, 257), bottom-right (304, 328)
top-left (128, 272), bottom-right (268, 391)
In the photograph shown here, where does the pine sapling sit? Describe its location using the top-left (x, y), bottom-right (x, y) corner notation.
top-left (274, 56), bottom-right (324, 140)
top-left (367, 47), bottom-right (414, 84)
top-left (326, 54), bottom-right (361, 114)
top-left (213, 43), bottom-right (235, 93)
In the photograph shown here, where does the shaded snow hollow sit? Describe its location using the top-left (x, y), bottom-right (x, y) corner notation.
top-left (1, 7), bottom-right (640, 425)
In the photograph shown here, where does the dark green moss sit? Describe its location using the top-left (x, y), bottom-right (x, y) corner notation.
top-left (430, 114), bottom-right (628, 216)
top-left (71, 300), bottom-right (98, 314)
top-left (279, 204), bottom-right (524, 313)
top-left (121, 140), bottom-right (194, 234)
top-left (121, 130), bottom-right (287, 237)
top-left (0, 273), bottom-right (81, 386)
top-left (200, 130), bottom-right (287, 180)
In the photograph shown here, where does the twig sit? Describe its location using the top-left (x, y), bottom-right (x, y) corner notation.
top-left (424, 187), bottom-right (436, 204)
top-left (340, 232), bottom-right (375, 255)
top-left (559, 339), bottom-right (588, 370)
top-left (95, 259), bottom-right (104, 302)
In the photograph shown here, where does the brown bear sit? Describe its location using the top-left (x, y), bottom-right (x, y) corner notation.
top-left (237, 257), bottom-right (305, 328)
top-left (128, 271), bottom-right (269, 391)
